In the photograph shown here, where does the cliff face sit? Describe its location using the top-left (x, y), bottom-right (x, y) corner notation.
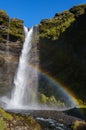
top-left (38, 4), bottom-right (86, 101)
top-left (0, 4), bottom-right (86, 101)
top-left (0, 10), bottom-right (24, 54)
top-left (0, 10), bottom-right (24, 96)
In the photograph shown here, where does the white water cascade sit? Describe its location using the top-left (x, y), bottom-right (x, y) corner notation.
top-left (2, 26), bottom-right (39, 109)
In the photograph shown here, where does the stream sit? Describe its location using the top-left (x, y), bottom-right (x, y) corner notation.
top-left (36, 117), bottom-right (71, 130)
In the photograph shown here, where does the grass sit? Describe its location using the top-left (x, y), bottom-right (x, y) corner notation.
top-left (0, 120), bottom-right (6, 130)
top-left (79, 105), bottom-right (86, 108)
top-left (0, 108), bottom-right (13, 120)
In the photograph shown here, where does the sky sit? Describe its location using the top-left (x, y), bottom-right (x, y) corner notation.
top-left (0, 0), bottom-right (86, 27)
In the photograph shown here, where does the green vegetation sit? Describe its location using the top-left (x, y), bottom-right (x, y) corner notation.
top-left (9, 18), bottom-right (24, 42)
top-left (0, 108), bottom-right (13, 120)
top-left (0, 10), bottom-right (9, 42)
top-left (39, 10), bottom-right (75, 40)
top-left (0, 10), bottom-right (9, 26)
top-left (39, 4), bottom-right (86, 41)
top-left (70, 4), bottom-right (86, 17)
top-left (0, 10), bottom-right (24, 43)
top-left (39, 93), bottom-right (64, 107)
top-left (0, 109), bottom-right (12, 129)
top-left (0, 10), bottom-right (24, 55)
top-left (0, 120), bottom-right (6, 130)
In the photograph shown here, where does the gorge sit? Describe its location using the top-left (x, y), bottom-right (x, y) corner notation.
top-left (0, 4), bottom-right (86, 130)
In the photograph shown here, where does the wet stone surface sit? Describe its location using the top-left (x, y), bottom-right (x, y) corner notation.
top-left (36, 117), bottom-right (71, 130)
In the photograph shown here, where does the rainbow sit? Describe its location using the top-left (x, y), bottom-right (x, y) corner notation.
top-left (29, 64), bottom-right (79, 107)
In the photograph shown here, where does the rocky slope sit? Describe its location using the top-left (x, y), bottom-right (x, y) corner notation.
top-left (0, 108), bottom-right (86, 130)
top-left (0, 108), bottom-right (41, 130)
top-left (0, 4), bottom-right (86, 103)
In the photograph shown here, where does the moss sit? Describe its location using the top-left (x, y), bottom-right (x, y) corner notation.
top-left (0, 10), bottom-right (24, 42)
top-left (40, 94), bottom-right (47, 104)
top-left (9, 18), bottom-right (24, 42)
top-left (39, 4), bottom-right (86, 41)
top-left (0, 120), bottom-right (6, 130)
top-left (0, 10), bottom-right (9, 26)
top-left (39, 10), bottom-right (75, 40)
top-left (38, 93), bottom-right (65, 107)
top-left (70, 4), bottom-right (86, 17)
top-left (0, 10), bottom-right (8, 18)
top-left (0, 108), bottom-right (13, 120)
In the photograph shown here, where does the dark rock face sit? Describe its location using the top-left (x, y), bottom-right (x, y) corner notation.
top-left (38, 4), bottom-right (86, 101)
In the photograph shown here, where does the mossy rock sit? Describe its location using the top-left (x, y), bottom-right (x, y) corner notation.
top-left (70, 4), bottom-right (86, 17)
top-left (0, 10), bottom-right (8, 19)
top-left (9, 18), bottom-right (24, 42)
top-left (72, 121), bottom-right (86, 130)
top-left (39, 4), bottom-right (86, 41)
top-left (0, 108), bottom-right (13, 120)
top-left (0, 108), bottom-right (42, 130)
top-left (0, 10), bottom-right (24, 42)
top-left (39, 9), bottom-right (75, 40)
top-left (0, 10), bottom-right (9, 26)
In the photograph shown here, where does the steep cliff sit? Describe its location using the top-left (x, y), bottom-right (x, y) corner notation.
top-left (0, 4), bottom-right (86, 102)
top-left (0, 10), bottom-right (24, 96)
top-left (38, 4), bottom-right (86, 101)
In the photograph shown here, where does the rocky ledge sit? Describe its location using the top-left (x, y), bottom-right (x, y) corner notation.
top-left (1, 108), bottom-right (86, 130)
top-left (0, 108), bottom-right (42, 130)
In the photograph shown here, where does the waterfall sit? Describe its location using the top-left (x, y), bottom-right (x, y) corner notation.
top-left (7, 26), bottom-right (39, 109)
top-left (0, 25), bottom-right (76, 110)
